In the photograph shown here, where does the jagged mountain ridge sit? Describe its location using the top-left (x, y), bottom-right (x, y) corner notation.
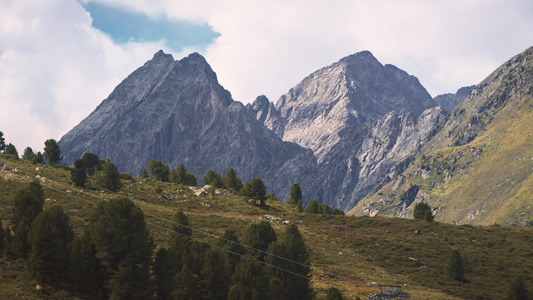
top-left (249, 51), bottom-right (441, 210)
top-left (350, 46), bottom-right (533, 225)
top-left (58, 51), bottom-right (316, 201)
top-left (433, 85), bottom-right (475, 112)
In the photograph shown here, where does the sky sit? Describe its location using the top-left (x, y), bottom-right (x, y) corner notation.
top-left (1, 0), bottom-right (532, 154)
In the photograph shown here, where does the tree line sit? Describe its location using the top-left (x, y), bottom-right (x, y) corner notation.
top-left (0, 180), bottom-right (315, 299)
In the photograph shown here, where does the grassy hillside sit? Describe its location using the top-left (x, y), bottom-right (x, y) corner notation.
top-left (1, 154), bottom-right (532, 299)
top-left (350, 47), bottom-right (533, 226)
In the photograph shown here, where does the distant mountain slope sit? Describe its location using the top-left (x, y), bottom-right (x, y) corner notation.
top-left (433, 85), bottom-right (475, 112)
top-left (350, 46), bottom-right (533, 225)
top-left (59, 51), bottom-right (316, 201)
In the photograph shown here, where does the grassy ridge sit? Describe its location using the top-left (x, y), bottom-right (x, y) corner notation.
top-left (2, 155), bottom-right (533, 299)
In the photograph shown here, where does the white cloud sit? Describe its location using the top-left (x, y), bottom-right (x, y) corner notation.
top-left (1, 0), bottom-right (532, 155)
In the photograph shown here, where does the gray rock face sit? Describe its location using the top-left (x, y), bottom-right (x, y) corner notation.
top-left (251, 51), bottom-right (441, 210)
top-left (434, 85), bottom-right (475, 112)
top-left (59, 51), bottom-right (315, 201)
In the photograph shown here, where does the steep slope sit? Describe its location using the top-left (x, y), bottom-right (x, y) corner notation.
top-left (59, 51), bottom-right (315, 200)
top-left (351, 46), bottom-right (533, 225)
top-left (433, 85), bottom-right (475, 112)
top-left (250, 51), bottom-right (440, 210)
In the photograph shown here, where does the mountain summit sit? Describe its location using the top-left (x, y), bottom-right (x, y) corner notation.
top-left (59, 51), bottom-right (315, 199)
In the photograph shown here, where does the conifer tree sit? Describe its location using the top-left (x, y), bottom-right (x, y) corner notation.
top-left (201, 248), bottom-right (230, 300)
top-left (171, 210), bottom-right (192, 239)
top-left (218, 230), bottom-right (246, 273)
top-left (43, 139), bottom-right (62, 166)
top-left (266, 224), bottom-right (313, 300)
top-left (101, 159), bottom-right (121, 191)
top-left (174, 264), bottom-right (197, 299)
top-left (241, 178), bottom-right (267, 206)
top-left (69, 231), bottom-right (105, 296)
top-left (12, 181), bottom-right (45, 227)
top-left (22, 147), bottom-right (36, 161)
top-left (0, 130), bottom-right (5, 152)
top-left (149, 159), bottom-right (170, 182)
top-left (33, 151), bottom-right (45, 164)
top-left (447, 249), bottom-right (465, 281)
top-left (288, 183), bottom-right (302, 207)
top-left (71, 158), bottom-right (87, 187)
top-left (230, 255), bottom-right (269, 300)
top-left (507, 275), bottom-right (531, 300)
top-left (5, 143), bottom-right (18, 158)
top-left (141, 168), bottom-right (148, 178)
top-left (82, 152), bottom-right (101, 176)
top-left (89, 198), bottom-right (154, 299)
top-left (306, 200), bottom-right (319, 214)
top-left (28, 206), bottom-right (73, 282)
top-left (413, 202), bottom-right (432, 220)
top-left (203, 169), bottom-right (223, 187)
top-left (153, 248), bottom-right (174, 300)
top-left (223, 168), bottom-right (243, 192)
top-left (244, 221), bottom-right (276, 262)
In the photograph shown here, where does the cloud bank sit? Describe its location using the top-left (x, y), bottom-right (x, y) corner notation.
top-left (1, 0), bottom-right (532, 155)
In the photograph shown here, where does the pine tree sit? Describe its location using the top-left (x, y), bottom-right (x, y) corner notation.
top-left (447, 249), bottom-right (465, 281)
top-left (288, 183), bottom-right (302, 206)
top-left (102, 159), bottom-right (121, 191)
top-left (28, 206), bottom-right (73, 282)
top-left (154, 248), bottom-right (174, 300)
top-left (149, 159), bottom-right (170, 182)
top-left (306, 200), bottom-right (319, 214)
top-left (266, 224), bottom-right (313, 300)
top-left (230, 255), bottom-right (269, 300)
top-left (174, 264), bottom-right (197, 300)
top-left (241, 178), bottom-right (267, 206)
top-left (218, 230), bottom-right (246, 273)
top-left (12, 181), bottom-right (45, 227)
top-left (203, 170), bottom-right (223, 187)
top-left (69, 232), bottom-right (105, 296)
top-left (223, 168), bottom-right (243, 192)
top-left (5, 143), bottom-right (18, 158)
top-left (89, 198), bottom-right (154, 299)
top-left (141, 168), bottom-right (148, 178)
top-left (0, 131), bottom-right (5, 153)
top-left (33, 151), bottom-right (45, 164)
top-left (171, 210), bottom-right (192, 239)
top-left (244, 221), bottom-right (276, 262)
top-left (82, 152), bottom-right (101, 176)
top-left (201, 248), bottom-right (230, 300)
top-left (11, 222), bottom-right (31, 258)
top-left (43, 139), bottom-right (62, 166)
top-left (22, 147), bottom-right (36, 161)
top-left (71, 158), bottom-right (87, 187)
top-left (413, 202), bottom-right (432, 220)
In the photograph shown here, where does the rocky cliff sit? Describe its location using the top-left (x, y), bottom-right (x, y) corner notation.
top-left (250, 51), bottom-right (441, 210)
top-left (59, 51), bottom-right (315, 201)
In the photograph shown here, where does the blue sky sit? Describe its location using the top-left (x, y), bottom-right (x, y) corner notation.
top-left (0, 0), bottom-right (532, 152)
top-left (81, 1), bottom-right (220, 52)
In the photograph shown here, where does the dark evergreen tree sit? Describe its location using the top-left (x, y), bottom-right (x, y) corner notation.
top-left (0, 130), bottom-right (5, 153)
top-left (424, 209), bottom-right (435, 222)
top-left (33, 151), bottom-right (45, 164)
top-left (154, 248), bottom-right (174, 300)
top-left (82, 152), bottom-right (101, 176)
top-left (218, 230), bottom-right (246, 273)
top-left (43, 138), bottom-right (62, 166)
top-left (326, 287), bottom-right (344, 300)
top-left (507, 275), bottom-right (531, 300)
top-left (227, 283), bottom-right (247, 300)
top-left (174, 264), bottom-right (197, 300)
top-left (101, 159), bottom-right (121, 191)
top-left (223, 168), bottom-right (243, 192)
top-left (447, 249), bottom-right (465, 281)
top-left (244, 221), bottom-right (277, 262)
top-left (149, 159), bottom-right (170, 182)
top-left (22, 147), bottom-right (36, 161)
top-left (141, 168), bottom-right (149, 178)
top-left (306, 199), bottom-right (319, 214)
top-left (11, 222), bottom-right (31, 258)
top-left (241, 178), bottom-right (267, 206)
top-left (203, 170), bottom-right (223, 187)
top-left (333, 208), bottom-right (344, 215)
top-left (5, 143), bottom-right (18, 158)
top-left (3, 228), bottom-right (15, 259)
top-left (201, 248), bottom-right (230, 300)
top-left (171, 210), bottom-right (192, 239)
top-left (266, 224), bottom-right (313, 300)
top-left (71, 158), bottom-right (87, 187)
top-left (12, 181), bottom-right (45, 227)
top-left (230, 255), bottom-right (269, 300)
top-left (69, 231), bottom-right (105, 296)
top-left (28, 206), bottom-right (73, 282)
top-left (171, 164), bottom-right (197, 186)
top-left (288, 183), bottom-right (302, 206)
top-left (89, 198), bottom-right (154, 299)
top-left (413, 202), bottom-right (432, 220)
